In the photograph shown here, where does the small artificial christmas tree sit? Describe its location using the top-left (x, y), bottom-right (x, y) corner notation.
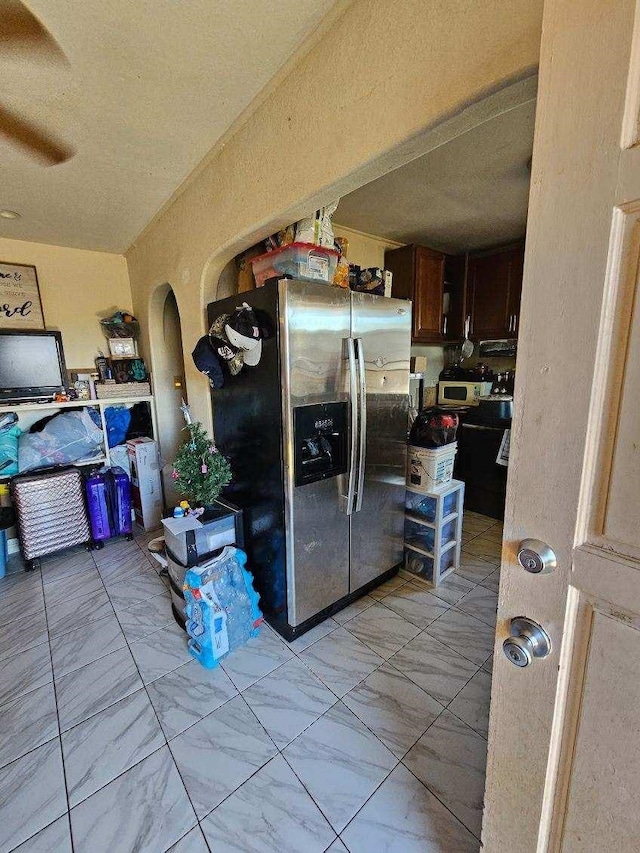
top-left (171, 403), bottom-right (231, 509)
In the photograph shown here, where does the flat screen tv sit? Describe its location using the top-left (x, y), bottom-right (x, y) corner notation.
top-left (0, 330), bottom-right (68, 403)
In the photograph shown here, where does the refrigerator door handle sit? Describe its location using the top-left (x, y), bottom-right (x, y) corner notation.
top-left (346, 337), bottom-right (358, 515)
top-left (355, 337), bottom-right (367, 513)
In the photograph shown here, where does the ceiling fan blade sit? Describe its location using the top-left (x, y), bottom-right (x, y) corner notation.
top-left (0, 103), bottom-right (74, 165)
top-left (0, 0), bottom-right (67, 62)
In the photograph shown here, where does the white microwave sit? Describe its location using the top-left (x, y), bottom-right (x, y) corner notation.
top-left (438, 380), bottom-right (493, 406)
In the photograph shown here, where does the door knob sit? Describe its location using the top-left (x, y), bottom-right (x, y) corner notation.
top-left (503, 617), bottom-right (551, 668)
top-left (517, 539), bottom-right (557, 574)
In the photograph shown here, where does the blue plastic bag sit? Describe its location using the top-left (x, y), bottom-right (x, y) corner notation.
top-left (104, 406), bottom-right (132, 448)
top-left (0, 425), bottom-right (20, 476)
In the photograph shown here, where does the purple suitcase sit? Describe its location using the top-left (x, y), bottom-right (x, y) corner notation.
top-left (86, 470), bottom-right (112, 545)
top-left (85, 466), bottom-right (132, 547)
top-left (106, 466), bottom-right (132, 538)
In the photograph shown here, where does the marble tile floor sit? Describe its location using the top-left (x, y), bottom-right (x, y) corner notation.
top-left (0, 513), bottom-right (502, 853)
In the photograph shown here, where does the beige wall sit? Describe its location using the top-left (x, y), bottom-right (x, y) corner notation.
top-left (126, 0), bottom-right (543, 431)
top-left (0, 237), bottom-right (131, 369)
top-left (332, 224), bottom-right (403, 269)
top-left (411, 344), bottom-right (446, 386)
top-left (156, 288), bottom-right (188, 507)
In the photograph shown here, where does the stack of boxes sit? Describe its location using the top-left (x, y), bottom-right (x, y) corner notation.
top-left (162, 500), bottom-right (244, 627)
top-left (126, 437), bottom-right (163, 531)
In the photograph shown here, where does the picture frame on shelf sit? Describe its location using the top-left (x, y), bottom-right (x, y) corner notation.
top-left (107, 337), bottom-right (137, 358)
top-left (0, 261), bottom-right (45, 330)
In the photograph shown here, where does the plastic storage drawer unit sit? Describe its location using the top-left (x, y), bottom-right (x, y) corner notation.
top-left (405, 488), bottom-right (458, 523)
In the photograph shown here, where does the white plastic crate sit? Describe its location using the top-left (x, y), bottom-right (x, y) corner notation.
top-left (406, 442), bottom-right (457, 492)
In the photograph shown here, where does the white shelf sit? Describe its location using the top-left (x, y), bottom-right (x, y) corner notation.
top-left (0, 395), bottom-right (153, 415)
top-left (0, 395), bottom-right (158, 475)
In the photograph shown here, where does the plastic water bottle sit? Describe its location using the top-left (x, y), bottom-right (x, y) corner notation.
top-left (183, 547), bottom-right (262, 668)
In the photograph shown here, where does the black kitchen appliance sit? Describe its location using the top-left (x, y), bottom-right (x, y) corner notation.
top-left (453, 402), bottom-right (511, 520)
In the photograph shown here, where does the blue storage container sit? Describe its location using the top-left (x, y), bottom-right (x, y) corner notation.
top-left (404, 545), bottom-right (456, 584)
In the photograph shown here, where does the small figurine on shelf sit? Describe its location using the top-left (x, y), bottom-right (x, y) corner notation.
top-left (172, 403), bottom-right (232, 511)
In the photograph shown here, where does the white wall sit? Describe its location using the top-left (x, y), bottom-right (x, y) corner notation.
top-left (411, 343), bottom-right (446, 386)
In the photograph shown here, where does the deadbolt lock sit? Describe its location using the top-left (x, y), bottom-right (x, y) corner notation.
top-left (517, 539), bottom-right (557, 574)
top-left (503, 617), bottom-right (551, 668)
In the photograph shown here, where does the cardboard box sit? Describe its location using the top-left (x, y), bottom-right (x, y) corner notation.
top-left (126, 437), bottom-right (163, 530)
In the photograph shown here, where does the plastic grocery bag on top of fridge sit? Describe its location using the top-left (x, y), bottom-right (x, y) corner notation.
top-left (295, 200), bottom-right (339, 247)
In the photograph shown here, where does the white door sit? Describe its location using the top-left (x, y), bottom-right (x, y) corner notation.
top-left (483, 0), bottom-right (640, 850)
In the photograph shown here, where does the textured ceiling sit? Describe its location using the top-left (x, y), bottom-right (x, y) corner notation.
top-left (334, 99), bottom-right (536, 254)
top-left (0, 0), bottom-right (339, 252)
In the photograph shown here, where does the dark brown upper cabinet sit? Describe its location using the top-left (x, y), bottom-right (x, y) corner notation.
top-left (385, 245), bottom-right (465, 344)
top-left (466, 242), bottom-right (524, 340)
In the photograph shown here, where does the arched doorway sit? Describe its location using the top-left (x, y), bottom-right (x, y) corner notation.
top-left (149, 284), bottom-right (187, 509)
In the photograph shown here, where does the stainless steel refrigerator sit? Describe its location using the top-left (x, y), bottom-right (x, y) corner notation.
top-left (208, 278), bottom-right (411, 640)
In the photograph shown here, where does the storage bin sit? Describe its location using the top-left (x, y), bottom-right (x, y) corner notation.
top-left (405, 487), bottom-right (458, 523)
top-left (404, 516), bottom-right (457, 554)
top-left (439, 517), bottom-right (457, 549)
top-left (96, 382), bottom-right (151, 399)
top-left (161, 501), bottom-right (243, 568)
top-left (404, 544), bottom-right (456, 585)
top-left (407, 442), bottom-right (457, 492)
top-left (251, 242), bottom-right (339, 287)
top-left (404, 517), bottom-right (436, 553)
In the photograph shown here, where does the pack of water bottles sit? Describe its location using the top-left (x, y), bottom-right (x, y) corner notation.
top-left (183, 545), bottom-right (263, 669)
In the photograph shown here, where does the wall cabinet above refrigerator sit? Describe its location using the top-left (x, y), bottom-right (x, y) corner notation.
top-left (385, 241), bottom-right (524, 345)
top-left (466, 242), bottom-right (524, 340)
top-left (384, 245), bottom-right (466, 344)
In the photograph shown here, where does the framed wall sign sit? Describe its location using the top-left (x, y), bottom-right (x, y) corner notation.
top-left (0, 261), bottom-right (45, 330)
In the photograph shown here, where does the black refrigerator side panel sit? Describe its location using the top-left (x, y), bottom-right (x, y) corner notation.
top-left (207, 282), bottom-right (288, 624)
